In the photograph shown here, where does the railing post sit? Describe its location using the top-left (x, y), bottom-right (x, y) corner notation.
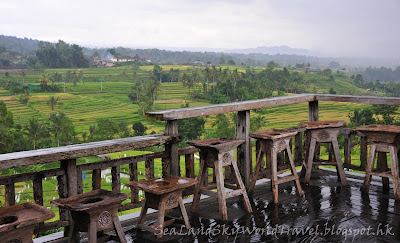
top-left (237, 110), bottom-right (251, 188)
top-left (60, 159), bottom-right (78, 197)
top-left (164, 120), bottom-right (179, 176)
top-left (308, 100), bottom-right (319, 122)
top-left (60, 158), bottom-right (77, 237)
top-left (92, 169), bottom-right (102, 190)
top-left (5, 183), bottom-right (15, 206)
top-left (33, 177), bottom-right (44, 205)
top-left (112, 166), bottom-right (121, 193)
top-left (344, 133), bottom-right (352, 167)
top-left (309, 100), bottom-right (320, 162)
top-left (360, 135), bottom-right (368, 169)
top-left (129, 163), bottom-right (138, 203)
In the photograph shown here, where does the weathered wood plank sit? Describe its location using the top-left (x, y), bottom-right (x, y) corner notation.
top-left (237, 110), bottom-right (251, 187)
top-left (0, 168), bottom-right (64, 185)
top-left (315, 94), bottom-right (400, 105)
top-left (0, 134), bottom-right (174, 170)
top-left (146, 94), bottom-right (315, 120)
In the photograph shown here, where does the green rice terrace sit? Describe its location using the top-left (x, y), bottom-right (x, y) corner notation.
top-left (0, 65), bottom-right (393, 236)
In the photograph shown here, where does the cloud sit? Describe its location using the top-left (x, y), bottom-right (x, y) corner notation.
top-left (0, 0), bottom-right (398, 58)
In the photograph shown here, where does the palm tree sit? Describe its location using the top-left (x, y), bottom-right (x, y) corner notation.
top-left (24, 117), bottom-right (46, 150)
top-left (89, 124), bottom-right (96, 142)
top-left (47, 96), bottom-right (61, 111)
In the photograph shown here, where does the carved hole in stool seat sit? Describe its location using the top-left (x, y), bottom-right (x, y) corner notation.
top-left (98, 211), bottom-right (112, 228)
top-left (318, 131), bottom-right (330, 141)
top-left (0, 216), bottom-right (18, 225)
top-left (166, 193), bottom-right (178, 207)
top-left (155, 181), bottom-right (170, 186)
top-left (82, 197), bottom-right (103, 204)
top-left (7, 239), bottom-right (22, 243)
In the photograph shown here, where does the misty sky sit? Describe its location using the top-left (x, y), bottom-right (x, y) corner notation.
top-left (1, 0), bottom-right (399, 58)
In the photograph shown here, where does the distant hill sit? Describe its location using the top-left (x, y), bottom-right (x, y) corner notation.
top-left (225, 45), bottom-right (313, 56)
top-left (0, 35), bottom-right (40, 53)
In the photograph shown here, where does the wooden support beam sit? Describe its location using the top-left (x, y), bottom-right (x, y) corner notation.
top-left (237, 110), bottom-right (251, 187)
top-left (164, 120), bottom-right (179, 176)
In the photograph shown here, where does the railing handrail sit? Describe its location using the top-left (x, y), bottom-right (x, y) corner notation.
top-left (0, 134), bottom-right (177, 170)
top-left (146, 93), bottom-right (400, 121)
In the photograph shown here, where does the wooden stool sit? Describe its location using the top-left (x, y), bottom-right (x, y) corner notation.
top-left (300, 121), bottom-right (348, 186)
top-left (51, 189), bottom-right (128, 243)
top-left (188, 138), bottom-right (252, 221)
top-left (248, 128), bottom-right (303, 203)
top-left (0, 203), bottom-right (54, 243)
top-left (126, 176), bottom-right (197, 238)
top-left (357, 125), bottom-right (400, 200)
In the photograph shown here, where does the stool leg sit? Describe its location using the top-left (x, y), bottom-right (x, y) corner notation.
top-left (215, 159), bottom-right (228, 221)
top-left (231, 159), bottom-right (253, 213)
top-left (305, 137), bottom-right (317, 184)
top-left (192, 158), bottom-right (206, 212)
top-left (286, 144), bottom-right (303, 197)
top-left (332, 137), bottom-right (348, 186)
top-left (67, 220), bottom-right (78, 243)
top-left (156, 200), bottom-right (166, 238)
top-left (178, 196), bottom-right (191, 229)
top-left (271, 148), bottom-right (279, 204)
top-left (112, 215), bottom-right (127, 243)
top-left (390, 146), bottom-right (400, 200)
top-left (88, 220), bottom-right (97, 243)
top-left (248, 148), bottom-right (264, 194)
top-left (138, 199), bottom-right (148, 225)
top-left (364, 144), bottom-right (376, 192)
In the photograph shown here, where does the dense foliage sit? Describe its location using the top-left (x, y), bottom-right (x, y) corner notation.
top-left (36, 40), bottom-right (89, 68)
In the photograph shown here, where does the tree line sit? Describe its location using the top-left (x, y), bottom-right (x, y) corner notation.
top-left (0, 100), bottom-right (151, 154)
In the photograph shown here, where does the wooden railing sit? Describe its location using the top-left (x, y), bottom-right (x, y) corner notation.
top-left (1, 94), bottom-right (400, 240)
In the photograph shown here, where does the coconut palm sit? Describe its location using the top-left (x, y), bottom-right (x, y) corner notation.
top-left (24, 117), bottom-right (46, 150)
top-left (47, 96), bottom-right (61, 111)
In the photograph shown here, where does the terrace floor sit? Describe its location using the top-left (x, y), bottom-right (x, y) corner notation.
top-left (43, 169), bottom-right (400, 243)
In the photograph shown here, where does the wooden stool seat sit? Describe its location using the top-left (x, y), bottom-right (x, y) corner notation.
top-left (51, 189), bottom-right (128, 243)
top-left (300, 120), bottom-right (348, 186)
top-left (248, 128), bottom-right (303, 203)
top-left (357, 125), bottom-right (400, 200)
top-left (188, 138), bottom-right (252, 221)
top-left (126, 176), bottom-right (197, 238)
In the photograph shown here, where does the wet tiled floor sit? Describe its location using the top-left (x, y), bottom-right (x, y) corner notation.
top-left (102, 171), bottom-right (400, 242)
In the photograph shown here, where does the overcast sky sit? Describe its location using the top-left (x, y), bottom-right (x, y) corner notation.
top-left (1, 0), bottom-right (399, 58)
